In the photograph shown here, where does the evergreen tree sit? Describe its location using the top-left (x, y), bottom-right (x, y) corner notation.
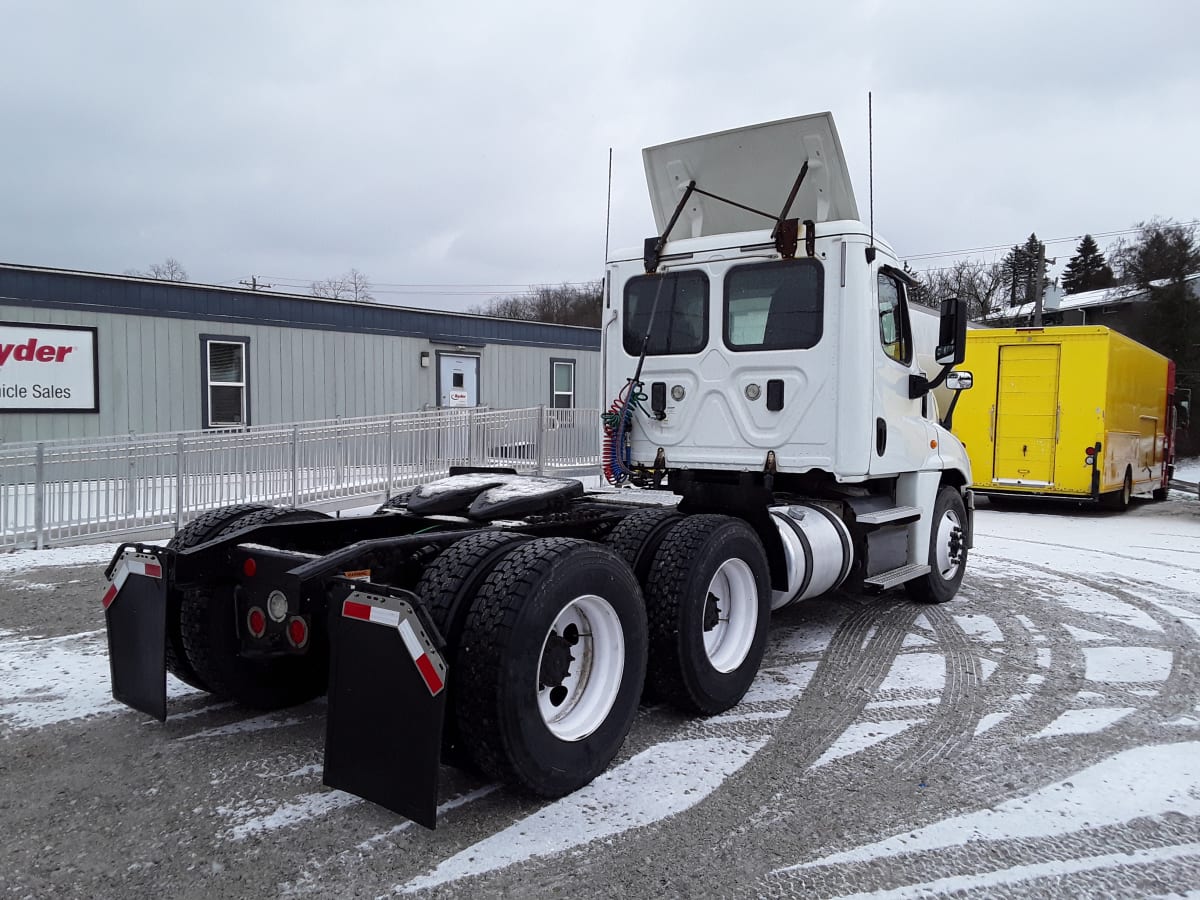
top-left (1061, 234), bottom-right (1114, 294)
top-left (1000, 233), bottom-right (1047, 307)
top-left (1001, 242), bottom-right (1031, 307)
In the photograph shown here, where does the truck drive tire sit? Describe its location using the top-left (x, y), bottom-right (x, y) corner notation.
top-left (603, 507), bottom-right (683, 585)
top-left (165, 503), bottom-right (275, 690)
top-left (180, 506), bottom-right (331, 709)
top-left (906, 485), bottom-right (968, 604)
top-left (454, 538), bottom-right (647, 797)
top-left (643, 515), bottom-right (771, 715)
top-left (412, 531), bottom-right (532, 768)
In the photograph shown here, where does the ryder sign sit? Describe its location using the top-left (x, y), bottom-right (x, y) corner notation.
top-left (0, 323), bottom-right (99, 413)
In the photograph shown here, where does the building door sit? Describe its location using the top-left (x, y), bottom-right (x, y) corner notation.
top-left (438, 354), bottom-right (480, 408)
top-left (437, 353), bottom-right (480, 464)
top-left (993, 344), bottom-right (1060, 485)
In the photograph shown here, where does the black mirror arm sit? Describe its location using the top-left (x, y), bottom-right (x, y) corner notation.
top-left (941, 388), bottom-right (964, 431)
top-left (908, 362), bottom-right (955, 399)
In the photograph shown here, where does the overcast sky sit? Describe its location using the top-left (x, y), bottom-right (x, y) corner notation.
top-left (2, 1), bottom-right (1197, 311)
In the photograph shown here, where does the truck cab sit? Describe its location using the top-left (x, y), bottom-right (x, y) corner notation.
top-left (602, 113), bottom-right (973, 596)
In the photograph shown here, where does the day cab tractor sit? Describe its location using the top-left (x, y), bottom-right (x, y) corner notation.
top-left (101, 112), bottom-right (975, 828)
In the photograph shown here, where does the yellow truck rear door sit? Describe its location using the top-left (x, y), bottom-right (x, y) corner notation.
top-left (993, 343), bottom-right (1061, 485)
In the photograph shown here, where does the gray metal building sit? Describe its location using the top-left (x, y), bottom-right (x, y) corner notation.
top-left (0, 263), bottom-right (600, 443)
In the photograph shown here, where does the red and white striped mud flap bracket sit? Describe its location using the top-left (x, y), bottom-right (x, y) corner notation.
top-left (323, 579), bottom-right (448, 830)
top-left (101, 544), bottom-right (170, 722)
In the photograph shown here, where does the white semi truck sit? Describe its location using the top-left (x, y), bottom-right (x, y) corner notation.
top-left (101, 112), bottom-right (974, 828)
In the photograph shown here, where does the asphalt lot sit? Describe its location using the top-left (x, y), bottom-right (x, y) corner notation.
top-left (1, 494), bottom-right (1199, 899)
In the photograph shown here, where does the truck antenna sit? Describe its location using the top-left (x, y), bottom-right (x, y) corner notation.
top-left (604, 147), bottom-right (613, 264)
top-left (867, 91), bottom-right (876, 263)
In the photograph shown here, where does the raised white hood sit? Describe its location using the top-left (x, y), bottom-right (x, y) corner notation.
top-left (642, 112), bottom-right (859, 239)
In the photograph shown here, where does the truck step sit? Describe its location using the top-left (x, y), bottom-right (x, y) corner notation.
top-left (863, 563), bottom-right (931, 591)
top-left (855, 505), bottom-right (921, 527)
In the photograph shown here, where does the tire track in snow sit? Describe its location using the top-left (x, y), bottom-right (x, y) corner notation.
top-left (896, 603), bottom-right (980, 771)
top-left (763, 741), bottom-right (1200, 895)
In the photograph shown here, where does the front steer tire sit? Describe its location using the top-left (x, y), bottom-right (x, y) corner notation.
top-left (455, 538), bottom-right (647, 797)
top-left (180, 506), bottom-right (331, 709)
top-left (906, 485), bottom-right (968, 604)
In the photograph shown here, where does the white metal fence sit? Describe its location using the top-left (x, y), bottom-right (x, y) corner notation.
top-left (0, 406), bottom-right (601, 549)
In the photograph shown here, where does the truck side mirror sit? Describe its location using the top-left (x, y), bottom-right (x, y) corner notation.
top-left (936, 297), bottom-right (968, 366)
top-left (1179, 389), bottom-right (1192, 431)
top-left (945, 370), bottom-right (973, 391)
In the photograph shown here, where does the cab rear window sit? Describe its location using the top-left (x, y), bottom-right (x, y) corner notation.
top-left (622, 271), bottom-right (708, 356)
top-left (724, 259), bottom-right (823, 351)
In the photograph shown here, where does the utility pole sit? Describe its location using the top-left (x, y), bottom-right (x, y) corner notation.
top-left (1032, 242), bottom-right (1046, 326)
top-left (239, 275), bottom-right (273, 291)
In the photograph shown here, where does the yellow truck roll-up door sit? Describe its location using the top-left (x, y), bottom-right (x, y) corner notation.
top-left (993, 343), bottom-right (1061, 486)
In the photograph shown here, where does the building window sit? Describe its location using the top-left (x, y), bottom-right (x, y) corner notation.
top-left (877, 272), bottom-right (913, 365)
top-left (203, 337), bottom-right (249, 427)
top-left (551, 359), bottom-right (575, 408)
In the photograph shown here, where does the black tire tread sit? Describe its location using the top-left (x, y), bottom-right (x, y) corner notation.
top-left (413, 531), bottom-right (531, 770)
top-left (413, 531), bottom-right (530, 647)
top-left (604, 508), bottom-right (682, 585)
top-left (644, 514), bottom-right (769, 714)
top-left (163, 503), bottom-right (274, 689)
top-left (455, 538), bottom-right (642, 795)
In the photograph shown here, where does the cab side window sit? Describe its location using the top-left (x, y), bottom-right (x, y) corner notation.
top-left (877, 272), bottom-right (913, 365)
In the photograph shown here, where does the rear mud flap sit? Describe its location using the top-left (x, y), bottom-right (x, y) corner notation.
top-left (323, 581), bottom-right (448, 830)
top-left (102, 547), bottom-right (169, 721)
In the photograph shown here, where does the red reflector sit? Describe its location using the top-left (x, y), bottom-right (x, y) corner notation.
top-left (287, 617), bottom-right (309, 648)
top-left (247, 607), bottom-right (267, 638)
top-left (1085, 446), bottom-right (1096, 457)
top-left (243, 558), bottom-right (257, 578)
top-left (415, 654), bottom-right (445, 694)
top-left (342, 600), bottom-right (373, 621)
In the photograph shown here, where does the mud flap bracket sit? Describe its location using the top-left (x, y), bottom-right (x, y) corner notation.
top-left (103, 546), bottom-right (170, 722)
top-left (323, 580), bottom-right (448, 829)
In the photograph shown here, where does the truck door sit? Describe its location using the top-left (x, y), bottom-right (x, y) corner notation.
top-left (871, 270), bottom-right (930, 475)
top-left (993, 344), bottom-right (1060, 485)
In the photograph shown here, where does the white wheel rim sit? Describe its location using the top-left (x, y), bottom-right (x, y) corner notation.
top-left (934, 509), bottom-right (963, 579)
top-left (702, 558), bottom-right (758, 673)
top-left (536, 594), bottom-right (625, 742)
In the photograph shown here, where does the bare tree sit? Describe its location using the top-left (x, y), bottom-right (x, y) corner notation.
top-left (911, 260), bottom-right (1006, 320)
top-left (310, 268), bottom-right (374, 302)
top-left (125, 257), bottom-right (188, 281)
top-left (471, 281), bottom-right (602, 327)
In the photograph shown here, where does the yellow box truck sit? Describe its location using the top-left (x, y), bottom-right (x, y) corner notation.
top-left (952, 326), bottom-right (1181, 509)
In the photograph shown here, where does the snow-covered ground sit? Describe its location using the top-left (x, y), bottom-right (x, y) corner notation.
top-left (1, 485), bottom-right (1198, 897)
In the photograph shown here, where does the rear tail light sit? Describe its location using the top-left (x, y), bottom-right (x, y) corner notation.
top-left (246, 607), bottom-right (267, 639)
top-left (1085, 445), bottom-right (1096, 465)
top-left (287, 616), bottom-right (309, 649)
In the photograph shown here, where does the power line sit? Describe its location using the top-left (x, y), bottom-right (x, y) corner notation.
top-left (902, 221), bottom-right (1199, 264)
